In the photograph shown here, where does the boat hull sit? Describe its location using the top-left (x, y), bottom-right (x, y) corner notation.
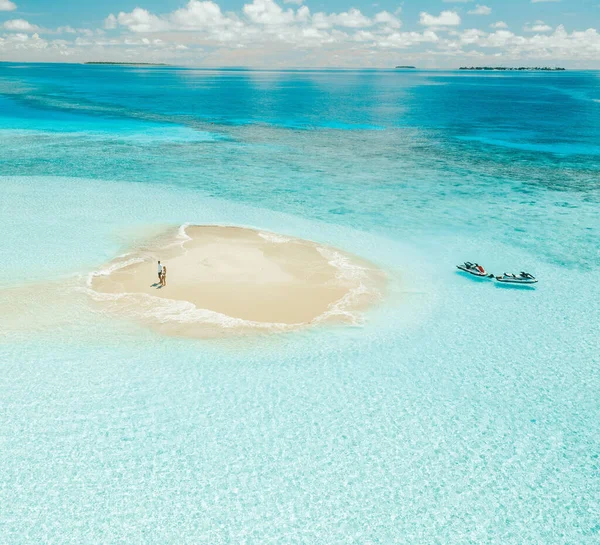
top-left (495, 277), bottom-right (538, 284)
top-left (456, 265), bottom-right (490, 277)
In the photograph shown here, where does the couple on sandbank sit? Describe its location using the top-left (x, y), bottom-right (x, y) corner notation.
top-left (156, 261), bottom-right (167, 287)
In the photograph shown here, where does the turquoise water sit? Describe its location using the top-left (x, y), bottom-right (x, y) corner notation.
top-left (1, 64), bottom-right (599, 543)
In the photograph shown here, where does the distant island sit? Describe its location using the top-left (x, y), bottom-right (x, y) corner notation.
top-left (395, 66), bottom-right (416, 69)
top-left (459, 66), bottom-right (566, 71)
top-left (84, 62), bottom-right (169, 66)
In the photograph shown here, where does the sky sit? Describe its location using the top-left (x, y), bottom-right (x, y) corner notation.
top-left (0, 0), bottom-right (599, 67)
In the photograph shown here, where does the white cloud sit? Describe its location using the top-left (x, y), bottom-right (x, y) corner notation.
top-left (374, 11), bottom-right (402, 29)
top-left (283, 0), bottom-right (303, 4)
top-left (0, 31), bottom-right (47, 48)
top-left (75, 37), bottom-right (93, 46)
top-left (172, 1), bottom-right (238, 29)
top-left (330, 8), bottom-right (372, 28)
top-left (104, 14), bottom-right (117, 30)
top-left (531, 0), bottom-right (560, 3)
top-left (115, 8), bottom-right (169, 33)
top-left (457, 28), bottom-right (486, 44)
top-left (450, 23), bottom-right (600, 63)
top-left (524, 21), bottom-right (552, 32)
top-left (110, 2), bottom-right (392, 35)
top-left (312, 8), bottom-right (373, 29)
top-left (2, 0), bottom-right (597, 67)
top-left (244, 0), bottom-right (297, 25)
top-left (0, 0), bottom-right (16, 11)
top-left (57, 26), bottom-right (77, 34)
top-left (3, 19), bottom-right (40, 32)
top-left (376, 30), bottom-right (439, 48)
top-left (468, 5), bottom-right (492, 15)
top-left (420, 11), bottom-right (461, 27)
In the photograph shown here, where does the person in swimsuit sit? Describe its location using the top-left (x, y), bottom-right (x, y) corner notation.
top-left (161, 265), bottom-right (167, 287)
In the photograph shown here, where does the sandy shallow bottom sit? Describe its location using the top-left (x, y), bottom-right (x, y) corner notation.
top-left (87, 225), bottom-right (386, 338)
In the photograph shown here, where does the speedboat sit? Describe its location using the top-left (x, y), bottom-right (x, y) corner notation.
top-left (456, 261), bottom-right (493, 277)
top-left (495, 272), bottom-right (538, 284)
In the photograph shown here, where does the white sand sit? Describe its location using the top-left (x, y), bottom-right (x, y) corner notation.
top-left (88, 225), bottom-right (386, 338)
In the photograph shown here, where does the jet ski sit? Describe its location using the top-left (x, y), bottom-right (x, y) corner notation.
top-left (456, 261), bottom-right (493, 277)
top-left (495, 271), bottom-right (538, 284)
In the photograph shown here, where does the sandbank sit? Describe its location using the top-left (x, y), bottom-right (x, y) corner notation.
top-left (88, 225), bottom-right (385, 338)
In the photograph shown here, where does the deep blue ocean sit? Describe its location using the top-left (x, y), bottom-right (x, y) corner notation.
top-left (1, 63), bottom-right (599, 543)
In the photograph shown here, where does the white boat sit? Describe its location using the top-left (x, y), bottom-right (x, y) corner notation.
top-left (456, 261), bottom-right (493, 277)
top-left (495, 272), bottom-right (538, 284)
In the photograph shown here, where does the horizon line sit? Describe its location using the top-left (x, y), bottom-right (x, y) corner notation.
top-left (1, 60), bottom-right (595, 72)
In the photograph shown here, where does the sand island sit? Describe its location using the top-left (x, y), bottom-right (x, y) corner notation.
top-left (88, 225), bottom-right (385, 338)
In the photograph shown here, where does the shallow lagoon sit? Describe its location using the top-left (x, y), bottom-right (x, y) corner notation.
top-left (0, 65), bottom-right (599, 543)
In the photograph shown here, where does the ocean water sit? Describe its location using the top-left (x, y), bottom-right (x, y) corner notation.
top-left (0, 64), bottom-right (599, 543)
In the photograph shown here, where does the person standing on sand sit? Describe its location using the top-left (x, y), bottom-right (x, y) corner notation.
top-left (161, 265), bottom-right (167, 287)
top-left (157, 261), bottom-right (163, 284)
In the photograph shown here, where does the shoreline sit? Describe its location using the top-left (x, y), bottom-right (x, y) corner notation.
top-left (87, 225), bottom-right (386, 338)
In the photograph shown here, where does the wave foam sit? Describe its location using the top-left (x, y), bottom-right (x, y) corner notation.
top-left (317, 246), bottom-right (370, 282)
top-left (177, 223), bottom-right (192, 242)
top-left (84, 286), bottom-right (296, 331)
top-left (86, 255), bottom-right (144, 287)
top-left (314, 246), bottom-right (383, 325)
top-left (258, 231), bottom-right (292, 243)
